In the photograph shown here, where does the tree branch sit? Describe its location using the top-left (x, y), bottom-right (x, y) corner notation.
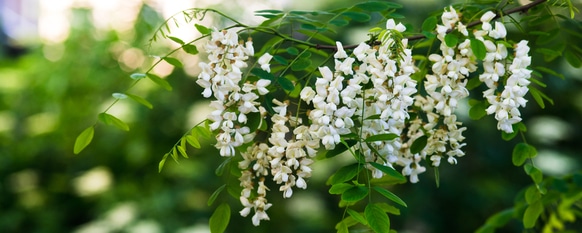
top-left (316, 0), bottom-right (548, 50)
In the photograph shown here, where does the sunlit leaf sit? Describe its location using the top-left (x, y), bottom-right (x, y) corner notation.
top-left (329, 183), bottom-right (354, 194)
top-left (347, 209), bottom-right (368, 226)
top-left (74, 126), bottom-right (94, 154)
top-left (523, 200), bottom-right (543, 228)
top-left (195, 24), bottom-right (211, 35)
top-left (325, 139), bottom-right (356, 158)
top-left (373, 186), bottom-right (407, 207)
top-left (365, 203), bottom-right (390, 233)
top-left (341, 186), bottom-right (369, 202)
top-left (126, 93), bottom-right (153, 109)
top-left (183, 44), bottom-right (199, 55)
top-left (168, 36), bottom-right (184, 45)
top-left (163, 57), bottom-right (183, 68)
top-left (209, 203), bottom-right (231, 233)
top-left (328, 163), bottom-right (362, 185)
top-left (147, 73), bottom-right (172, 91)
top-left (98, 113), bottom-right (129, 131)
top-left (158, 153), bottom-right (169, 173)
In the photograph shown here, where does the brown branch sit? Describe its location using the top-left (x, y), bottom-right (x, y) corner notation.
top-left (316, 0), bottom-right (547, 50)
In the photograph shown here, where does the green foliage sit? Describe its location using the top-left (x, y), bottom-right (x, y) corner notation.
top-left (209, 203), bottom-right (231, 233)
top-left (73, 126), bottom-right (94, 154)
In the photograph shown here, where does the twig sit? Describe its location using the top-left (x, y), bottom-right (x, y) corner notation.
top-left (316, 0), bottom-right (547, 50)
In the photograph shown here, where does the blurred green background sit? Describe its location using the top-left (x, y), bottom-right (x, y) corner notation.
top-left (1, 0), bottom-right (581, 232)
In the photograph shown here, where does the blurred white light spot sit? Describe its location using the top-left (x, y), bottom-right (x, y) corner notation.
top-left (73, 166), bottom-right (113, 196)
top-left (105, 202), bottom-right (137, 229)
top-left (534, 150), bottom-right (577, 176)
top-left (119, 48), bottom-right (146, 72)
top-left (25, 112), bottom-right (59, 136)
top-left (127, 220), bottom-right (163, 233)
top-left (527, 116), bottom-right (572, 145)
top-left (9, 169), bottom-right (38, 193)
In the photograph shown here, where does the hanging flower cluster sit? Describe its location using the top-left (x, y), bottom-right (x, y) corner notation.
top-left (194, 7), bottom-right (532, 226)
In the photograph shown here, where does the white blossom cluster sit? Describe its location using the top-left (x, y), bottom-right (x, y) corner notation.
top-left (193, 7), bottom-right (533, 226)
top-left (413, 6), bottom-right (475, 174)
top-left (477, 12), bottom-right (532, 133)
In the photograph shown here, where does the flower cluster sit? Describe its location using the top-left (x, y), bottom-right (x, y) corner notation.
top-left (477, 12), bottom-right (532, 133)
top-left (193, 7), bottom-right (533, 226)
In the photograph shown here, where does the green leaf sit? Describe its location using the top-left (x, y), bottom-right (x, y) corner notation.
top-left (130, 73), bottom-right (146, 80)
top-left (375, 202), bottom-right (401, 215)
top-left (330, 19), bottom-right (349, 27)
top-left (183, 44), bottom-right (199, 55)
top-left (342, 11), bottom-right (371, 22)
top-left (364, 133), bottom-right (399, 142)
top-left (365, 203), bottom-right (390, 233)
top-left (329, 183), bottom-right (354, 194)
top-left (186, 135), bottom-right (201, 148)
top-left (278, 77), bottom-right (295, 91)
top-left (112, 92), bottom-right (128, 100)
top-left (215, 158), bottom-right (231, 176)
top-left (341, 186), bottom-right (369, 202)
top-left (410, 135), bottom-right (428, 154)
top-left (525, 186), bottom-right (541, 205)
top-left (98, 113), bottom-right (129, 131)
top-left (170, 147), bottom-right (179, 163)
top-left (168, 36), bottom-right (184, 45)
top-left (251, 68), bottom-right (275, 81)
top-left (524, 164), bottom-right (543, 184)
top-left (523, 200), bottom-right (543, 228)
top-left (470, 38), bottom-right (487, 60)
top-left (147, 73), bottom-right (172, 91)
top-left (369, 162), bottom-right (406, 181)
top-left (373, 186), bottom-right (407, 207)
top-left (273, 55), bottom-right (288, 65)
top-left (207, 184), bottom-right (226, 206)
top-left (564, 50), bottom-right (582, 68)
top-left (158, 153), bottom-right (169, 173)
top-left (444, 33), bottom-right (459, 47)
top-left (74, 126), bottom-right (94, 154)
top-left (209, 203), bottom-right (231, 233)
top-left (291, 58), bottom-right (312, 71)
top-left (328, 163), bottom-right (362, 185)
top-left (347, 208), bottom-right (368, 225)
top-left (512, 143), bottom-right (537, 166)
top-left (421, 16), bottom-right (438, 32)
top-left (126, 93), bottom-right (153, 109)
top-left (163, 57), bottom-right (183, 68)
top-left (195, 24), bottom-right (211, 35)
top-left (177, 145), bottom-right (188, 158)
top-left (469, 100), bottom-right (487, 120)
top-left (287, 47), bottom-right (299, 55)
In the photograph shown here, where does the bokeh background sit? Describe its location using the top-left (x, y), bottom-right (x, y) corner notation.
top-left (1, 0), bottom-right (581, 232)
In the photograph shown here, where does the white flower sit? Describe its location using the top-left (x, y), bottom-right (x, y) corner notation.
top-left (334, 41), bottom-right (348, 59)
top-left (256, 79), bottom-right (271, 95)
top-left (386, 18), bottom-right (406, 32)
top-left (480, 11), bottom-right (496, 23)
top-left (258, 53), bottom-right (273, 72)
